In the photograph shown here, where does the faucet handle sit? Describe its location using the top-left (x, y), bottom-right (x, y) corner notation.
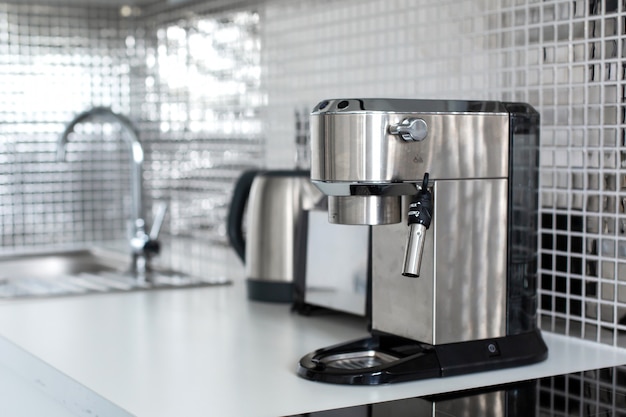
top-left (149, 201), bottom-right (168, 241)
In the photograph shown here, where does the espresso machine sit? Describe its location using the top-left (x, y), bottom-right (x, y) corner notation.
top-left (297, 98), bottom-right (548, 384)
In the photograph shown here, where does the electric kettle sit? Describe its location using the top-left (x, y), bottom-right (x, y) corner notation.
top-left (227, 169), bottom-right (322, 302)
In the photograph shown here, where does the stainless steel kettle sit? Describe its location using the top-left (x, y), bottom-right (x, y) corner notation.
top-left (227, 170), bottom-right (322, 302)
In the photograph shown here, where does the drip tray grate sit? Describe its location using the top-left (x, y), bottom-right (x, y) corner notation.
top-left (317, 350), bottom-right (399, 370)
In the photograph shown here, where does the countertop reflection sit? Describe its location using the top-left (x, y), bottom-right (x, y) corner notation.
top-left (287, 366), bottom-right (626, 417)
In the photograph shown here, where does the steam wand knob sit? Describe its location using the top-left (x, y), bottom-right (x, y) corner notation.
top-left (402, 173), bottom-right (433, 278)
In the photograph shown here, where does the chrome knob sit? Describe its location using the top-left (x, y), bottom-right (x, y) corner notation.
top-left (389, 118), bottom-right (428, 142)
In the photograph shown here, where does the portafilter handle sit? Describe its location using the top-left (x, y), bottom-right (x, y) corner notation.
top-left (402, 173), bottom-right (433, 278)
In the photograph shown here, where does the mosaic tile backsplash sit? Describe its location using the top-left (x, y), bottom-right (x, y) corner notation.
top-left (0, 2), bottom-right (262, 278)
top-left (0, 0), bottom-right (625, 349)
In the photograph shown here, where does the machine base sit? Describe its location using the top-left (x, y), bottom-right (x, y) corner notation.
top-left (246, 279), bottom-right (293, 303)
top-left (297, 329), bottom-right (548, 385)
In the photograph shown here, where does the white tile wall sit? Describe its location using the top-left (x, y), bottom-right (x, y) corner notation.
top-left (260, 0), bottom-right (626, 346)
top-left (0, 3), bottom-right (261, 279)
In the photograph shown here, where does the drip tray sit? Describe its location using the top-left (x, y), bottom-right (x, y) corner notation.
top-left (299, 335), bottom-right (441, 385)
top-left (298, 331), bottom-right (549, 385)
top-left (315, 350), bottom-right (398, 370)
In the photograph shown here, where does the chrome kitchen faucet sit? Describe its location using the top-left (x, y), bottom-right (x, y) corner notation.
top-left (57, 107), bottom-right (166, 281)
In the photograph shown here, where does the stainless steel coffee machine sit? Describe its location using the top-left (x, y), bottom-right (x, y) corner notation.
top-left (298, 98), bottom-right (548, 384)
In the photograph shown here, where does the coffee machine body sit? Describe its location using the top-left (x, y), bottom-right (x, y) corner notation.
top-left (372, 181), bottom-right (508, 345)
top-left (298, 99), bottom-right (547, 384)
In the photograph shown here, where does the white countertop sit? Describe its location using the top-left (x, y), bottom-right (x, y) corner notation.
top-left (1, 281), bottom-right (626, 417)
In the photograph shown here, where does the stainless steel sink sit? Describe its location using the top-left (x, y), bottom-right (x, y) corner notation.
top-left (0, 248), bottom-right (229, 299)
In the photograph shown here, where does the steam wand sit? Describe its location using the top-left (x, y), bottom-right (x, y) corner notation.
top-left (402, 173), bottom-right (433, 277)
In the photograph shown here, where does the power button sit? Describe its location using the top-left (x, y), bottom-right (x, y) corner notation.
top-left (487, 342), bottom-right (501, 357)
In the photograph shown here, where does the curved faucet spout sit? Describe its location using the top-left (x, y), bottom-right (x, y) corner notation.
top-left (57, 107), bottom-right (144, 225)
top-left (57, 107), bottom-right (161, 279)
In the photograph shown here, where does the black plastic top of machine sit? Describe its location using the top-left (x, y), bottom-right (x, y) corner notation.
top-left (313, 98), bottom-right (538, 115)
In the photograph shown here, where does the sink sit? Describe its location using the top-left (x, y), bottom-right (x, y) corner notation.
top-left (0, 248), bottom-right (229, 299)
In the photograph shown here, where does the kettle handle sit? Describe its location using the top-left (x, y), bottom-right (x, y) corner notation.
top-left (227, 169), bottom-right (260, 262)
